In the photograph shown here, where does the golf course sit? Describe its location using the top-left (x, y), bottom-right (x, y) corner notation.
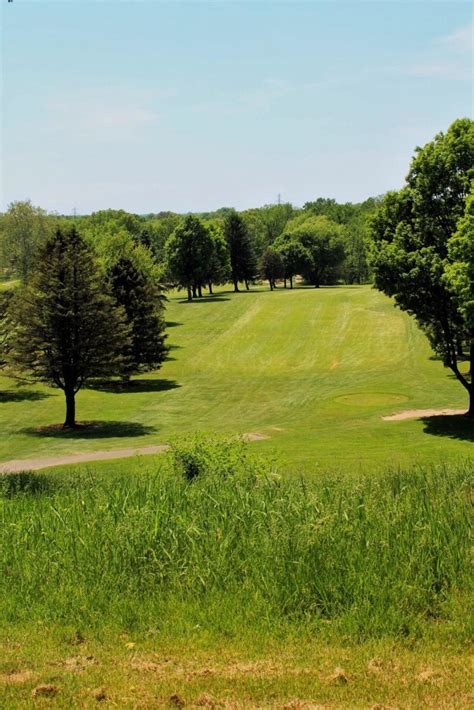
top-left (0, 284), bottom-right (471, 473)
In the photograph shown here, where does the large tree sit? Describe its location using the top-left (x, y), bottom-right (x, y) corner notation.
top-left (224, 212), bottom-right (257, 291)
top-left (7, 227), bottom-right (130, 427)
top-left (0, 201), bottom-right (53, 283)
top-left (259, 248), bottom-right (284, 290)
top-left (204, 224), bottom-right (231, 294)
top-left (370, 118), bottom-right (474, 415)
top-left (274, 236), bottom-right (313, 289)
top-left (282, 215), bottom-right (345, 287)
top-left (108, 257), bottom-right (167, 381)
top-left (165, 216), bottom-right (215, 300)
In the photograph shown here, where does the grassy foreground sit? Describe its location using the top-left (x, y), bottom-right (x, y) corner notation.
top-left (0, 285), bottom-right (472, 472)
top-left (1, 443), bottom-right (472, 706)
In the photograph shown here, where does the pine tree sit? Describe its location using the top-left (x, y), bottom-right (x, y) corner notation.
top-left (7, 227), bottom-right (130, 427)
top-left (224, 212), bottom-right (257, 291)
top-left (109, 257), bottom-right (167, 380)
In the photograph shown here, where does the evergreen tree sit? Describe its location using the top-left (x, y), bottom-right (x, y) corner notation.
top-left (224, 212), bottom-right (257, 291)
top-left (7, 227), bottom-right (129, 427)
top-left (0, 290), bottom-right (13, 370)
top-left (109, 257), bottom-right (167, 380)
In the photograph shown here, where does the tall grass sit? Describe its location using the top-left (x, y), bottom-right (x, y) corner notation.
top-left (0, 439), bottom-right (472, 640)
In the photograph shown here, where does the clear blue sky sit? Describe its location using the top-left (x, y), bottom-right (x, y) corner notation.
top-left (1, 1), bottom-right (472, 214)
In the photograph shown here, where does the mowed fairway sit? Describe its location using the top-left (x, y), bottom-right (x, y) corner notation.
top-left (0, 285), bottom-right (472, 472)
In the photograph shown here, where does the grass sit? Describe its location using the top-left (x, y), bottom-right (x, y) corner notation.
top-left (1, 445), bottom-right (471, 636)
top-left (0, 284), bottom-right (472, 472)
top-left (1, 445), bottom-right (472, 707)
top-left (2, 629), bottom-right (472, 708)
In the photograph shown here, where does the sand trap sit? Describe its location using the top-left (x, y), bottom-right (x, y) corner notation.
top-left (382, 408), bottom-right (466, 422)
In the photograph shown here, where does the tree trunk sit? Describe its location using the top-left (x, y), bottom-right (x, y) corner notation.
top-left (290, 276), bottom-right (293, 289)
top-left (192, 284), bottom-right (198, 298)
top-left (234, 280), bottom-right (239, 292)
top-left (63, 388), bottom-right (76, 428)
top-left (269, 279), bottom-right (273, 290)
top-left (187, 286), bottom-right (192, 301)
top-left (245, 279), bottom-right (250, 291)
top-left (468, 386), bottom-right (474, 417)
top-left (284, 278), bottom-right (287, 289)
top-left (198, 284), bottom-right (202, 298)
top-left (468, 342), bottom-right (474, 416)
top-left (208, 282), bottom-right (213, 294)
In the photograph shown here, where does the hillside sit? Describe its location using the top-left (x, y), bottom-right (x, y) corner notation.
top-left (0, 284), bottom-right (472, 471)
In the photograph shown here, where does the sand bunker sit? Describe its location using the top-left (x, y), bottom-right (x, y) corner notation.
top-left (382, 408), bottom-right (466, 421)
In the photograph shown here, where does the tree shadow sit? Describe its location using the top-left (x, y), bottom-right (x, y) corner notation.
top-left (86, 378), bottom-right (181, 394)
top-left (22, 421), bottom-right (157, 439)
top-left (0, 390), bottom-right (54, 403)
top-left (166, 321), bottom-right (182, 328)
top-left (179, 294), bottom-right (231, 304)
top-left (421, 414), bottom-right (474, 443)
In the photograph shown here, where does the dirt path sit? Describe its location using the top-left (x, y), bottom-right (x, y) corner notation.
top-left (0, 431), bottom-right (275, 474)
top-left (0, 444), bottom-right (169, 474)
top-left (382, 408), bottom-right (466, 421)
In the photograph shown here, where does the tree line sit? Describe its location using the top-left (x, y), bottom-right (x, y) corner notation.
top-left (0, 117), bottom-right (472, 419)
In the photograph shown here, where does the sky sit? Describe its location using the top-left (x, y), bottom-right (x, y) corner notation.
top-left (1, 0), bottom-right (472, 215)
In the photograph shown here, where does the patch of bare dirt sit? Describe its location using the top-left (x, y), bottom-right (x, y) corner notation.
top-left (283, 703), bottom-right (329, 710)
top-left (242, 432), bottom-right (271, 442)
top-left (417, 668), bottom-right (443, 684)
top-left (367, 657), bottom-right (384, 674)
top-left (92, 687), bottom-right (109, 702)
top-left (0, 669), bottom-right (36, 685)
top-left (0, 444), bottom-right (169, 474)
top-left (58, 655), bottom-right (97, 672)
top-left (31, 684), bottom-right (59, 698)
top-left (382, 408), bottom-right (466, 421)
top-left (328, 666), bottom-right (349, 685)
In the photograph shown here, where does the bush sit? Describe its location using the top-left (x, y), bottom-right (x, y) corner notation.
top-left (170, 433), bottom-right (255, 480)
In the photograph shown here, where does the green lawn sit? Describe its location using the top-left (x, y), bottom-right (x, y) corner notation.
top-left (0, 284), bottom-right (472, 471)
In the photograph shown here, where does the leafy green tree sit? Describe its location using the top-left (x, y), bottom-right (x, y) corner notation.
top-left (7, 227), bottom-right (129, 427)
top-left (274, 236), bottom-right (313, 288)
top-left (283, 215), bottom-right (345, 286)
top-left (303, 197), bottom-right (356, 224)
top-left (0, 201), bottom-right (53, 283)
top-left (341, 223), bottom-right (370, 284)
top-left (165, 216), bottom-right (215, 300)
top-left (370, 118), bottom-right (474, 415)
top-left (205, 224), bottom-right (231, 294)
top-left (108, 257), bottom-right (167, 381)
top-left (444, 184), bottom-right (474, 368)
top-left (259, 248), bottom-right (284, 290)
top-left (224, 212), bottom-right (257, 291)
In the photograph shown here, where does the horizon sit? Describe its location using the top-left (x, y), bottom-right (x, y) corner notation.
top-left (1, 0), bottom-right (472, 215)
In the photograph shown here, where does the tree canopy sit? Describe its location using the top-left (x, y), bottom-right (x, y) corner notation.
top-left (370, 118), bottom-right (474, 415)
